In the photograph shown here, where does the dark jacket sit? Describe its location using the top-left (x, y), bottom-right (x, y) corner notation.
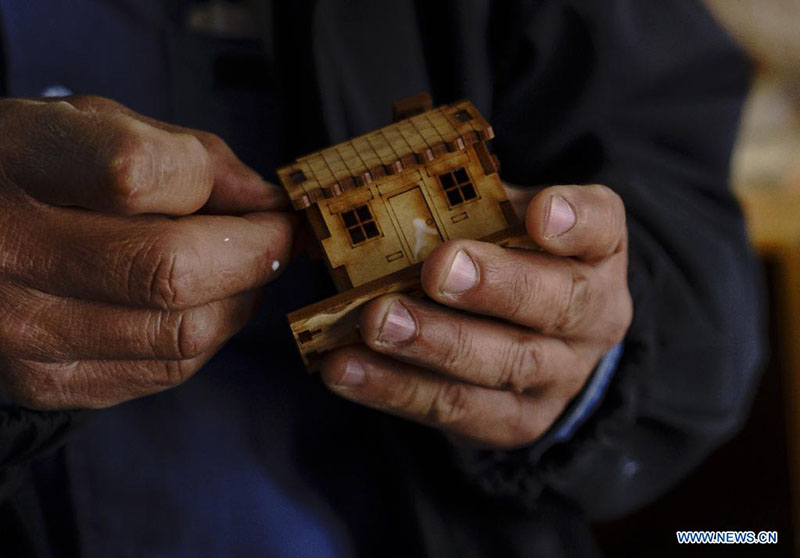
top-left (0, 1), bottom-right (762, 557)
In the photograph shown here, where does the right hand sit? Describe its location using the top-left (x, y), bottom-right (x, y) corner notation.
top-left (0, 96), bottom-right (294, 410)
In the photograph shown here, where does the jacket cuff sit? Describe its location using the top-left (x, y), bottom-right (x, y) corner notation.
top-left (450, 344), bottom-right (626, 508)
top-left (450, 231), bottom-right (655, 510)
top-left (534, 343), bottom-right (623, 458)
top-left (0, 404), bottom-right (85, 500)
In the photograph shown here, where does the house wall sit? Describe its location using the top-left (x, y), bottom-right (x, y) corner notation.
top-left (421, 146), bottom-right (509, 242)
top-left (314, 144), bottom-right (512, 290)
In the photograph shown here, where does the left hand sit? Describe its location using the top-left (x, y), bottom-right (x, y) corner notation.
top-left (320, 184), bottom-right (632, 449)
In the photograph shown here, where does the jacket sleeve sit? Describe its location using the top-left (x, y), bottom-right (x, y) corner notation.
top-left (0, 404), bottom-right (84, 500)
top-left (456, 0), bottom-right (764, 519)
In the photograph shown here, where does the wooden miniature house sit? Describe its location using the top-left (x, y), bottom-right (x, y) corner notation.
top-left (278, 97), bottom-right (520, 367)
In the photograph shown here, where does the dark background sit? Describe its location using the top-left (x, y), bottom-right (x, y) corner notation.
top-left (593, 257), bottom-right (794, 557)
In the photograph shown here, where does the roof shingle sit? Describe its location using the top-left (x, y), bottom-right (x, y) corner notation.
top-left (278, 100), bottom-right (494, 210)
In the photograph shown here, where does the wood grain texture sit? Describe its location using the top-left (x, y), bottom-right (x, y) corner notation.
top-left (279, 97), bottom-right (523, 370)
top-left (289, 224), bottom-right (537, 370)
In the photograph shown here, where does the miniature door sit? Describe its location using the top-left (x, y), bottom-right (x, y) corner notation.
top-left (387, 186), bottom-right (443, 263)
top-left (277, 96), bottom-right (530, 369)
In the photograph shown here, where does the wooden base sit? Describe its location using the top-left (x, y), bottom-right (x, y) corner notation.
top-left (287, 224), bottom-right (536, 370)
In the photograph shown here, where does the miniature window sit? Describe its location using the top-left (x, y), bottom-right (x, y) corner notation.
top-left (438, 167), bottom-right (477, 207)
top-left (341, 204), bottom-right (380, 246)
top-left (454, 109), bottom-right (473, 122)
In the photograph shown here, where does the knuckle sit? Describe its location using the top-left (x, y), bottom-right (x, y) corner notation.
top-left (439, 321), bottom-right (477, 372)
top-left (497, 336), bottom-right (544, 392)
top-left (151, 253), bottom-right (193, 310)
top-left (130, 229), bottom-right (199, 309)
top-left (104, 132), bottom-right (153, 213)
top-left (148, 359), bottom-right (195, 390)
top-left (427, 382), bottom-right (470, 426)
top-left (173, 134), bottom-right (214, 202)
top-left (501, 271), bottom-right (538, 323)
top-left (175, 308), bottom-right (217, 359)
top-left (387, 377), bottom-right (423, 412)
top-left (152, 308), bottom-right (215, 360)
top-left (551, 270), bottom-right (591, 335)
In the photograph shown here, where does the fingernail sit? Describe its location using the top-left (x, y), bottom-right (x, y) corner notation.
top-left (378, 300), bottom-right (416, 344)
top-left (336, 360), bottom-right (366, 387)
top-left (442, 250), bottom-right (478, 294)
top-left (545, 195), bottom-right (576, 237)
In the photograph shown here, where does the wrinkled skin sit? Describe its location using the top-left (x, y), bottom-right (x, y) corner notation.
top-left (0, 96), bottom-right (294, 409)
top-left (321, 183), bottom-right (632, 449)
top-left (0, 95), bottom-right (632, 452)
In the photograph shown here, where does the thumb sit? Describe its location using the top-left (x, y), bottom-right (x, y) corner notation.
top-left (195, 136), bottom-right (289, 215)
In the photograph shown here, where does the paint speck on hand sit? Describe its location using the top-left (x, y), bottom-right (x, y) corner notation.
top-left (224, 237), bottom-right (230, 243)
top-left (271, 260), bottom-right (280, 272)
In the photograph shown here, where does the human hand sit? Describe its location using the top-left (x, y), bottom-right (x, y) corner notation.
top-left (0, 96), bottom-right (293, 409)
top-left (321, 185), bottom-right (631, 449)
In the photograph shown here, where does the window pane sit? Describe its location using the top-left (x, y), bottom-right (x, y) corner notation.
top-left (454, 109), bottom-right (472, 122)
top-left (461, 183), bottom-right (477, 200)
top-left (349, 227), bottom-right (366, 244)
top-left (439, 173), bottom-right (455, 190)
top-left (290, 170), bottom-right (307, 184)
top-left (454, 168), bottom-right (469, 184)
top-left (363, 221), bottom-right (379, 238)
top-left (342, 210), bottom-right (357, 227)
top-left (446, 189), bottom-right (462, 206)
top-left (356, 205), bottom-right (372, 222)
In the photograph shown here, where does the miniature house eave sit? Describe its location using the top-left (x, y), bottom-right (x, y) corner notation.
top-left (277, 100), bottom-right (495, 211)
top-left (277, 96), bottom-right (532, 369)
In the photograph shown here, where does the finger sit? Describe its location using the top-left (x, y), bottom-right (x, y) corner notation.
top-left (502, 182), bottom-right (543, 219)
top-left (0, 283), bottom-right (256, 361)
top-left (525, 184), bottom-right (627, 261)
top-left (320, 346), bottom-right (565, 449)
top-left (62, 95), bottom-right (288, 214)
top-left (421, 240), bottom-right (624, 339)
top-left (359, 295), bottom-right (585, 394)
top-left (1, 351), bottom-right (218, 410)
top-left (188, 131), bottom-right (288, 215)
top-left (0, 98), bottom-right (214, 215)
top-left (8, 208), bottom-right (294, 310)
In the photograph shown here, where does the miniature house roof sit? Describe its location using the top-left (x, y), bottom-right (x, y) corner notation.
top-left (277, 100), bottom-right (495, 210)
